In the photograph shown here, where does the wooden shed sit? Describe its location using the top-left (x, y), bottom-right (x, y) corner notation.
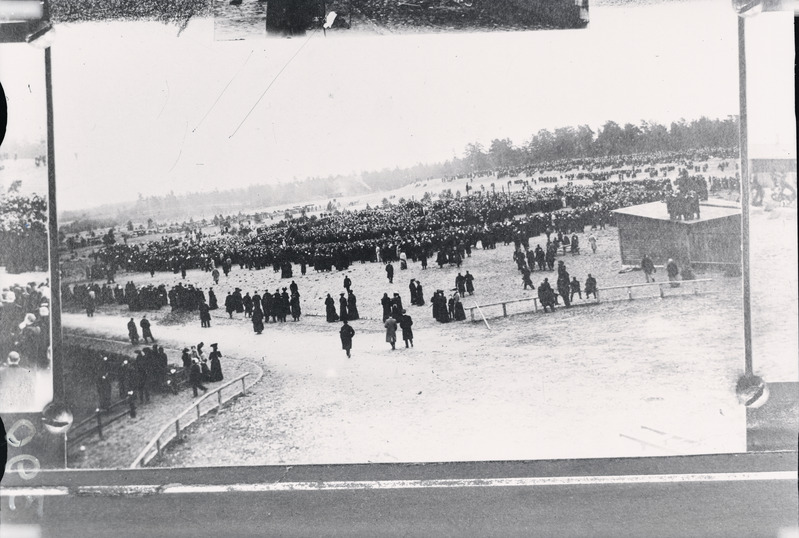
top-left (612, 199), bottom-right (741, 269)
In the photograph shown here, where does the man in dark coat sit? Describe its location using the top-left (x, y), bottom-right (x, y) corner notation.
top-left (252, 307), bottom-right (265, 334)
top-left (415, 281), bottom-right (425, 306)
top-left (134, 350), bottom-right (150, 403)
top-left (455, 273), bottom-right (466, 298)
top-left (585, 274), bottom-right (598, 299)
top-left (243, 292), bottom-right (253, 318)
top-left (641, 254), bottom-right (656, 283)
top-left (339, 320), bottom-right (355, 358)
top-left (290, 292), bottom-right (301, 321)
top-left (225, 292), bottom-right (235, 318)
top-left (209, 343), bottom-right (223, 382)
top-left (385, 263), bottom-right (394, 283)
top-left (381, 293), bottom-right (392, 321)
top-left (232, 288), bottom-right (244, 314)
top-left (181, 347), bottom-right (191, 369)
top-left (464, 271), bottom-right (475, 295)
top-left (338, 292), bottom-right (349, 321)
top-left (400, 311), bottom-right (414, 348)
top-left (325, 293), bottom-right (339, 322)
top-left (127, 318), bottom-right (139, 344)
top-left (384, 315), bottom-right (398, 350)
top-left (208, 288), bottom-right (218, 310)
top-left (343, 275), bottom-right (352, 291)
top-left (140, 315), bottom-right (154, 343)
top-left (189, 359), bottom-right (208, 397)
top-left (556, 261), bottom-right (571, 307)
top-left (290, 281), bottom-right (299, 296)
top-left (263, 291), bottom-right (273, 322)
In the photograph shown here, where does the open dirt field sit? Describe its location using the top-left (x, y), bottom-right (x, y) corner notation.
top-left (60, 206), bottom-right (798, 467)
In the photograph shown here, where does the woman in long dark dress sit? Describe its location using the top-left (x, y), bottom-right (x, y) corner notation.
top-left (209, 344), bottom-right (223, 382)
top-left (347, 291), bottom-right (359, 320)
top-left (208, 288), bottom-right (218, 310)
top-left (252, 307), bottom-right (265, 334)
top-left (324, 294), bottom-right (339, 322)
top-left (290, 293), bottom-right (301, 321)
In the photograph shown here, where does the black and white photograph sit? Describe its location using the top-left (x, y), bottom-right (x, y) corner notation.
top-left (214, 0), bottom-right (590, 41)
top-left (0, 0), bottom-right (797, 535)
top-left (0, 43), bottom-right (54, 414)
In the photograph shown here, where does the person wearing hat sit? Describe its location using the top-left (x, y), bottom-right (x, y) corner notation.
top-left (399, 310), bottom-right (414, 348)
top-left (343, 275), bottom-right (352, 292)
top-left (134, 350), bottom-right (150, 404)
top-left (324, 293), bottom-right (339, 322)
top-left (380, 293), bottom-right (391, 322)
top-left (140, 315), bottom-right (155, 344)
top-left (385, 262), bottom-right (394, 284)
top-left (209, 343), bottom-right (224, 382)
top-left (181, 348), bottom-right (192, 369)
top-left (339, 319), bottom-right (355, 358)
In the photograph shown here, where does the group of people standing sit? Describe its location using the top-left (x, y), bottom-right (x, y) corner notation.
top-left (181, 342), bottom-right (224, 397)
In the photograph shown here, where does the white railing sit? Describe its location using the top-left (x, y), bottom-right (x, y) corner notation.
top-left (130, 373), bottom-right (251, 468)
top-left (468, 279), bottom-right (714, 322)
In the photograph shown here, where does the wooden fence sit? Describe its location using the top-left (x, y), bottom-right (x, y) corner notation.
top-left (66, 395), bottom-right (137, 447)
top-left (129, 373), bottom-right (251, 468)
top-left (468, 279), bottom-right (714, 322)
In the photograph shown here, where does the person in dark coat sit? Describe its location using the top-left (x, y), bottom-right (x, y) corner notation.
top-left (339, 320), bottom-right (355, 358)
top-left (243, 292), bottom-right (253, 318)
top-left (666, 258), bottom-right (680, 287)
top-left (556, 261), bottom-right (571, 307)
top-left (290, 292), bottom-right (301, 321)
top-left (409, 279), bottom-right (418, 305)
top-left (641, 254), bottom-right (656, 283)
top-left (199, 302), bottom-right (211, 327)
top-left (384, 315), bottom-right (398, 350)
top-left (455, 273), bottom-right (466, 298)
top-left (127, 318), bottom-right (139, 344)
top-left (209, 343), bottom-right (223, 382)
top-left (538, 278), bottom-right (556, 313)
top-left (325, 293), bottom-right (339, 322)
top-left (225, 292), bottom-right (235, 318)
top-left (381, 293), bottom-right (392, 321)
top-left (189, 359), bottom-right (208, 397)
top-left (208, 288), bottom-right (218, 310)
top-left (570, 277), bottom-right (582, 302)
top-left (415, 281), bottom-right (425, 306)
top-left (464, 271), bottom-right (475, 295)
top-left (452, 294), bottom-right (466, 321)
top-left (289, 281), bottom-right (299, 296)
top-left (140, 315), bottom-right (154, 343)
top-left (343, 275), bottom-right (352, 291)
top-left (347, 290), bottom-right (359, 320)
top-left (134, 350), bottom-right (150, 403)
top-left (399, 311), bottom-right (414, 348)
top-left (585, 274), bottom-right (598, 299)
top-left (181, 347), bottom-right (191, 370)
top-left (263, 291), bottom-right (273, 322)
top-left (280, 288), bottom-right (290, 322)
top-left (252, 307), bottom-right (265, 334)
top-left (385, 263), bottom-right (394, 283)
top-left (339, 292), bottom-right (348, 322)
top-left (232, 288), bottom-right (244, 314)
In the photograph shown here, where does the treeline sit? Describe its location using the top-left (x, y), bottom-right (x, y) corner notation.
top-left (61, 116), bottom-right (739, 227)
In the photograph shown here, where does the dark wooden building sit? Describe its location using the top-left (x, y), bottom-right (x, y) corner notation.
top-left (612, 199), bottom-right (741, 269)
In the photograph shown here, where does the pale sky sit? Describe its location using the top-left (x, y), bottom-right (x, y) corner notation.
top-left (0, 0), bottom-right (794, 212)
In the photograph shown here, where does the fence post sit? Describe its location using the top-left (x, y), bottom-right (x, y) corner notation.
top-left (627, 287), bottom-right (633, 300)
top-left (241, 377), bottom-right (247, 396)
top-left (596, 289), bottom-right (600, 304)
top-left (533, 298), bottom-right (538, 312)
top-left (175, 420), bottom-right (180, 437)
top-left (196, 404), bottom-right (201, 420)
top-left (217, 390), bottom-right (223, 407)
top-left (502, 303), bottom-right (507, 317)
top-left (156, 438), bottom-right (161, 457)
top-left (659, 284), bottom-right (664, 298)
top-left (470, 308), bottom-right (475, 322)
top-left (95, 409), bottom-right (103, 440)
top-left (128, 392), bottom-right (137, 418)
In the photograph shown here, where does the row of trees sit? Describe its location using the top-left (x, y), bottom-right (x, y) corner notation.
top-left (464, 117), bottom-right (740, 171)
top-left (61, 116), bottom-right (739, 227)
top-left (0, 183), bottom-right (49, 274)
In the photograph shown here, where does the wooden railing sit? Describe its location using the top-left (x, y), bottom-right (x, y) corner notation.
top-left (468, 279), bottom-right (714, 322)
top-left (67, 395), bottom-right (137, 447)
top-left (129, 373), bottom-right (251, 468)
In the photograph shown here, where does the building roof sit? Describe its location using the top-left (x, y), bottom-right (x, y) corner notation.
top-left (612, 199), bottom-right (741, 224)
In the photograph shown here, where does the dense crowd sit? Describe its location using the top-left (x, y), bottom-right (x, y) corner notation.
top-left (0, 281), bottom-right (51, 370)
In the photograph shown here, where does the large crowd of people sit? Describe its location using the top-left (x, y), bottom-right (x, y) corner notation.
top-left (0, 280), bottom-right (51, 371)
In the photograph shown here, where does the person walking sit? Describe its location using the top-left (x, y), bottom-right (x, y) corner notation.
top-left (588, 234), bottom-right (597, 254)
top-left (464, 271), bottom-right (475, 295)
top-left (140, 315), bottom-right (154, 343)
top-left (339, 320), bottom-right (355, 358)
top-left (127, 318), bottom-right (139, 344)
top-left (400, 311), bottom-right (414, 348)
top-left (569, 276), bottom-right (582, 302)
top-left (385, 263), bottom-right (394, 284)
top-left (209, 343), bottom-right (224, 382)
top-left (384, 315), bottom-right (398, 350)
